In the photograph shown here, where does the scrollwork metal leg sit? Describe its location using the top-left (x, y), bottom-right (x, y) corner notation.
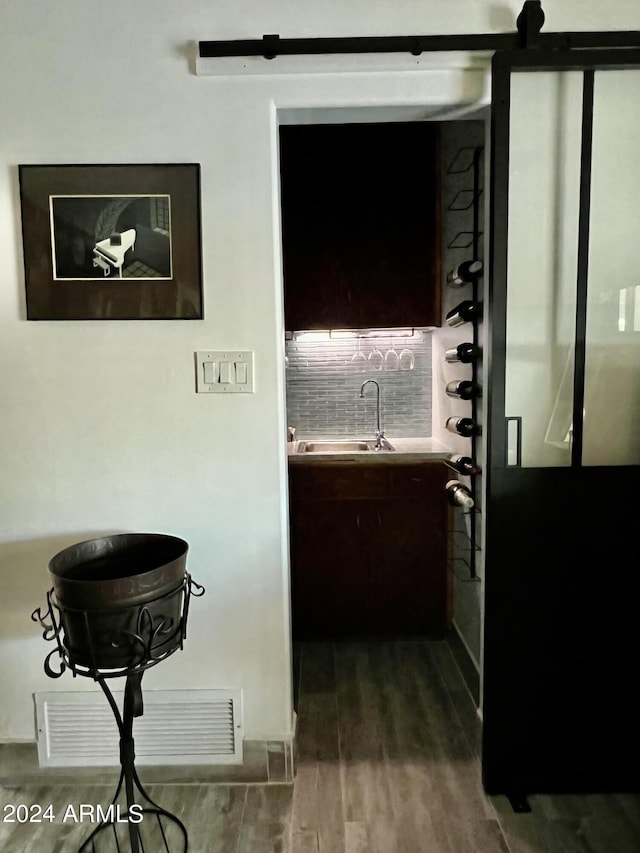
top-left (78, 674), bottom-right (188, 853)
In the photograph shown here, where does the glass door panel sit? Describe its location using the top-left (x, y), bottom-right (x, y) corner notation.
top-left (583, 69), bottom-right (640, 466)
top-left (505, 72), bottom-right (583, 466)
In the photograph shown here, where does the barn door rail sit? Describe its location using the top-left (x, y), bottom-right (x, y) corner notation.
top-left (199, 2), bottom-right (640, 61)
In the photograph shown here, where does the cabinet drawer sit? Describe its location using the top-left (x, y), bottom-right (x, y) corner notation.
top-left (289, 465), bottom-right (390, 499)
top-left (390, 463), bottom-right (448, 497)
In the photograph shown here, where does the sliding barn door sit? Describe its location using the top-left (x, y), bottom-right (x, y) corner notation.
top-left (483, 49), bottom-right (640, 794)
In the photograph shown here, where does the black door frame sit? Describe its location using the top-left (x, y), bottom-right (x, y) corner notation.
top-left (484, 48), bottom-right (640, 799)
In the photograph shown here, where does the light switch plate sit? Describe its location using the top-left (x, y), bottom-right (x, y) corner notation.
top-left (195, 351), bottom-right (254, 393)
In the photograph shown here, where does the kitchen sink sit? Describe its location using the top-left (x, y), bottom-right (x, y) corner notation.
top-left (296, 440), bottom-right (395, 453)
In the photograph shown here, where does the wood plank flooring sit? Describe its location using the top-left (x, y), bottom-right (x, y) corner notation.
top-left (2, 638), bottom-right (639, 851)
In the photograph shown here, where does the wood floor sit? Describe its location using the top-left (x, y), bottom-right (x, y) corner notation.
top-left (2, 638), bottom-right (639, 852)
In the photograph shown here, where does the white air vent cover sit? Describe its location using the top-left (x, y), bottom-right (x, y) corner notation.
top-left (35, 689), bottom-right (243, 768)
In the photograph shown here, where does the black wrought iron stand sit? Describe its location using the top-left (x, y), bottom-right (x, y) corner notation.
top-left (32, 562), bottom-right (204, 853)
top-left (71, 670), bottom-right (191, 853)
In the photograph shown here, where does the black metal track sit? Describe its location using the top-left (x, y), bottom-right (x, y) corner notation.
top-left (200, 33), bottom-right (516, 59)
top-left (199, 30), bottom-right (640, 61)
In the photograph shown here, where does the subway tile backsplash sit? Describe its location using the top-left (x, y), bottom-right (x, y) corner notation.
top-left (285, 330), bottom-right (432, 438)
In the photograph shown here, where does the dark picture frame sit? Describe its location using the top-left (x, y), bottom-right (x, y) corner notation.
top-left (19, 163), bottom-right (203, 320)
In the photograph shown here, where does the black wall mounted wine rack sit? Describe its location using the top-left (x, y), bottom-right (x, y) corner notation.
top-left (444, 144), bottom-right (484, 580)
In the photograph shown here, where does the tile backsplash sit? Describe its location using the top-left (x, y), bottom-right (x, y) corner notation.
top-left (285, 329), bottom-right (432, 438)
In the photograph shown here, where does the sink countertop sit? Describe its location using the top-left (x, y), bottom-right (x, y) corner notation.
top-left (287, 436), bottom-right (452, 464)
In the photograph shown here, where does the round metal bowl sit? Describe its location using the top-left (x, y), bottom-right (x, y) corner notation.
top-left (48, 533), bottom-right (189, 671)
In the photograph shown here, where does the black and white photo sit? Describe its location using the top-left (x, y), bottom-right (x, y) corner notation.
top-left (50, 194), bottom-right (172, 281)
top-left (19, 164), bottom-right (202, 319)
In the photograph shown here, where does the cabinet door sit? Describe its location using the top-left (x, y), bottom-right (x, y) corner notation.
top-left (290, 498), bottom-right (371, 639)
top-left (367, 498), bottom-right (448, 636)
top-left (280, 122), bottom-right (441, 331)
top-left (289, 462), bottom-right (449, 639)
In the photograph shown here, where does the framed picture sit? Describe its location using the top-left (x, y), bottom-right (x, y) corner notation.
top-left (18, 163), bottom-right (203, 320)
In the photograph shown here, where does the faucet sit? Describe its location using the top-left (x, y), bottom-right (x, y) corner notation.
top-left (359, 379), bottom-right (391, 451)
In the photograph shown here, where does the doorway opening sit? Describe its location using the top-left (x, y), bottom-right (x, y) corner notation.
top-left (277, 109), bottom-right (489, 716)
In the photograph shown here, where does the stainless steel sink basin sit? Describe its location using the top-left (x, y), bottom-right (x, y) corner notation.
top-left (296, 439), bottom-right (394, 453)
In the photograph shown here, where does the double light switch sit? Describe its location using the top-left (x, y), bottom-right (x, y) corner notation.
top-left (195, 351), bottom-right (254, 393)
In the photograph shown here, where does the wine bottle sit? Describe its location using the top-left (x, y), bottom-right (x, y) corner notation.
top-left (445, 479), bottom-right (475, 509)
top-left (445, 379), bottom-right (480, 400)
top-left (444, 342), bottom-right (480, 364)
top-left (445, 416), bottom-right (480, 437)
top-left (445, 300), bottom-right (481, 328)
top-left (448, 454), bottom-right (482, 475)
top-left (446, 260), bottom-right (483, 288)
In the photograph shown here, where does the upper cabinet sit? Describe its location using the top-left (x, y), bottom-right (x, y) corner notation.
top-left (279, 121), bottom-right (441, 331)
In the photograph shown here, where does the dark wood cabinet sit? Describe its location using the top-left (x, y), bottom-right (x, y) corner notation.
top-left (288, 461), bottom-right (450, 639)
top-left (279, 122), bottom-right (441, 331)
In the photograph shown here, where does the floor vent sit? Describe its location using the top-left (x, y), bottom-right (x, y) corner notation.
top-left (34, 689), bottom-right (243, 768)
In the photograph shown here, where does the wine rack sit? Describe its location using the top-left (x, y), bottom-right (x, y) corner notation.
top-left (445, 146), bottom-right (484, 250)
top-left (444, 144), bottom-right (484, 580)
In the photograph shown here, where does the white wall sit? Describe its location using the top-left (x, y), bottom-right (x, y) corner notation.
top-left (2, 0), bottom-right (640, 743)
